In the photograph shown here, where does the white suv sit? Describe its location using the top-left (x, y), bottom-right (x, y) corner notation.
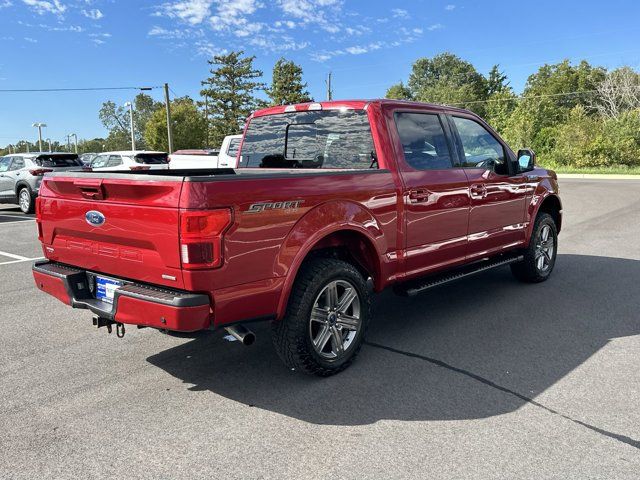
top-left (89, 151), bottom-right (169, 171)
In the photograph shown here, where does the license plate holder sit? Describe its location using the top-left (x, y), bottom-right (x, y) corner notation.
top-left (95, 276), bottom-right (123, 304)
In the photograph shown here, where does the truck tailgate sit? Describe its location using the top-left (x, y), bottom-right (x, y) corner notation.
top-left (38, 174), bottom-right (186, 289)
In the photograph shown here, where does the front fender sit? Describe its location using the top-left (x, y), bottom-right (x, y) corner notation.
top-left (274, 200), bottom-right (386, 320)
top-left (525, 172), bottom-right (562, 244)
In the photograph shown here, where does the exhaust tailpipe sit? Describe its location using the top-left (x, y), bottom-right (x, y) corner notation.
top-left (224, 325), bottom-right (256, 346)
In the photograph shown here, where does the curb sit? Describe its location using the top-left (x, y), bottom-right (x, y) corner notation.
top-left (557, 173), bottom-right (640, 180)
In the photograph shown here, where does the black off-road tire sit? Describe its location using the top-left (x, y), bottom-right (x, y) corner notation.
top-left (511, 212), bottom-right (558, 283)
top-left (271, 257), bottom-right (370, 377)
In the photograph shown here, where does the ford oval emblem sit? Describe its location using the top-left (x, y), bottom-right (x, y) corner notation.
top-left (85, 210), bottom-right (106, 227)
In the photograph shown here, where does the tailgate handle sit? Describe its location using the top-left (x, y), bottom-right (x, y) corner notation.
top-left (74, 179), bottom-right (105, 200)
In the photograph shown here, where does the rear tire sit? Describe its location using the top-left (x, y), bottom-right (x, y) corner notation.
top-left (511, 212), bottom-right (558, 283)
top-left (272, 257), bottom-right (370, 377)
top-left (18, 187), bottom-right (34, 214)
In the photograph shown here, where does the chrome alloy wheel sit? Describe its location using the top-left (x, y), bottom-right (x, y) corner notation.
top-left (19, 189), bottom-right (31, 213)
top-left (535, 224), bottom-right (555, 272)
top-left (309, 279), bottom-right (362, 360)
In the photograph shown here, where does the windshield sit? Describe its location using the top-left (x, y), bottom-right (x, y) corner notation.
top-left (135, 153), bottom-right (169, 164)
top-left (239, 109), bottom-right (376, 169)
top-left (34, 154), bottom-right (82, 168)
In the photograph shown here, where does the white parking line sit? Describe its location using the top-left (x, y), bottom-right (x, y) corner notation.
top-left (0, 257), bottom-right (44, 266)
top-left (0, 250), bottom-right (29, 261)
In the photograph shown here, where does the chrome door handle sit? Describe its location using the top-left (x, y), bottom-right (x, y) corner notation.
top-left (470, 183), bottom-right (487, 198)
top-left (409, 189), bottom-right (430, 203)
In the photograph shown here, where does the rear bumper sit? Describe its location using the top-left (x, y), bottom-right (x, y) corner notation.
top-left (32, 261), bottom-right (212, 332)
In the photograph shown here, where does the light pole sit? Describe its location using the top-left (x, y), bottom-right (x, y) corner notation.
top-left (46, 138), bottom-right (52, 152)
top-left (69, 134), bottom-right (78, 153)
top-left (32, 122), bottom-right (47, 152)
top-left (65, 134), bottom-right (71, 152)
top-left (124, 101), bottom-right (136, 151)
top-left (164, 83), bottom-right (174, 154)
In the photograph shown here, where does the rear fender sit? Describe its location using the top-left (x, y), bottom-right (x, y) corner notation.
top-left (274, 200), bottom-right (386, 320)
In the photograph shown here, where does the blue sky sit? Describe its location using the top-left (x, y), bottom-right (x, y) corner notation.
top-left (1, 0), bottom-right (640, 146)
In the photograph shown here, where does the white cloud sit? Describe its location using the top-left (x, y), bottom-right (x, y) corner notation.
top-left (278, 0), bottom-right (341, 33)
top-left (194, 39), bottom-right (226, 57)
top-left (155, 0), bottom-right (214, 25)
top-left (445, 4), bottom-right (456, 11)
top-left (0, 1), bottom-right (13, 9)
top-left (24, 36), bottom-right (38, 42)
top-left (81, 8), bottom-right (103, 19)
top-left (391, 8), bottom-right (408, 18)
top-left (427, 23), bottom-right (444, 31)
top-left (91, 38), bottom-right (105, 45)
top-left (345, 46), bottom-right (367, 55)
top-left (22, 0), bottom-right (66, 15)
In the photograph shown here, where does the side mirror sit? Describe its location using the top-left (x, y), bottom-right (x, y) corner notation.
top-left (517, 149), bottom-right (536, 173)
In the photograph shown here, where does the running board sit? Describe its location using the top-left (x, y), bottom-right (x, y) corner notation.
top-left (396, 254), bottom-right (524, 297)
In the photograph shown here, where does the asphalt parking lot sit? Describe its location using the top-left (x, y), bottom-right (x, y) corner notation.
top-left (1, 179), bottom-right (639, 479)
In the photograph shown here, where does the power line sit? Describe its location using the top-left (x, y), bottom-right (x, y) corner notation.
top-left (0, 86), bottom-right (161, 93)
top-left (449, 85), bottom-right (640, 106)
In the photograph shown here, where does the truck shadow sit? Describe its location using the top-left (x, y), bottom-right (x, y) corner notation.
top-left (146, 254), bottom-right (640, 425)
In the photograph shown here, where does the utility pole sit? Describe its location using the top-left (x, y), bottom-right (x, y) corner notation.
top-left (32, 122), bottom-right (46, 152)
top-left (325, 72), bottom-right (333, 101)
top-left (164, 83), bottom-right (174, 154)
top-left (124, 101), bottom-right (136, 151)
top-left (65, 134), bottom-right (71, 152)
top-left (70, 134), bottom-right (78, 153)
top-left (204, 94), bottom-right (209, 149)
top-left (26, 141), bottom-right (30, 153)
top-left (46, 138), bottom-right (51, 152)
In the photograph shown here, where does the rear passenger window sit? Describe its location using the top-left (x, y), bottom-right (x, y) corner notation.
top-left (394, 113), bottom-right (453, 170)
top-left (11, 158), bottom-right (25, 170)
top-left (108, 155), bottom-right (123, 167)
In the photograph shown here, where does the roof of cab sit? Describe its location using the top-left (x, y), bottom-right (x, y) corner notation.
top-left (251, 99), bottom-right (471, 118)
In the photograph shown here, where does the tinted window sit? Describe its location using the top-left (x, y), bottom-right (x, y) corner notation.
top-left (10, 158), bottom-right (25, 170)
top-left (394, 113), bottom-right (453, 170)
top-left (227, 138), bottom-right (241, 157)
top-left (453, 117), bottom-right (508, 175)
top-left (240, 110), bottom-right (376, 169)
top-left (35, 154), bottom-right (82, 168)
top-left (0, 157), bottom-right (10, 172)
top-left (107, 155), bottom-right (123, 167)
top-left (135, 153), bottom-right (168, 164)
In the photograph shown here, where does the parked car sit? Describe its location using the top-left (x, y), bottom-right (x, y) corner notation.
top-left (89, 151), bottom-right (169, 171)
top-left (32, 100), bottom-right (562, 376)
top-left (169, 149), bottom-right (219, 170)
top-left (218, 134), bottom-right (242, 168)
top-left (168, 134), bottom-right (242, 169)
top-left (0, 152), bottom-right (83, 213)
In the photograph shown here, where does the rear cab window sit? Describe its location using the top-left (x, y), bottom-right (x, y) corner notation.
top-left (239, 109), bottom-right (377, 169)
top-left (34, 154), bottom-right (82, 168)
top-left (135, 153), bottom-right (169, 164)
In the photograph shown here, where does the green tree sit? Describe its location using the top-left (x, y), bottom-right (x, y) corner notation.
top-left (385, 81), bottom-right (413, 100)
top-left (407, 53), bottom-right (488, 115)
top-left (487, 65), bottom-right (509, 95)
top-left (266, 57), bottom-right (312, 106)
top-left (144, 97), bottom-right (207, 151)
top-left (98, 93), bottom-right (162, 150)
top-left (201, 50), bottom-right (266, 146)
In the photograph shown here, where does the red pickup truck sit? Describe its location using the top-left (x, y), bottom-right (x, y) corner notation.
top-left (32, 100), bottom-right (562, 376)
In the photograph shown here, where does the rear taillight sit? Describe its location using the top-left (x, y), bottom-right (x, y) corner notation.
top-left (179, 209), bottom-right (232, 269)
top-left (29, 168), bottom-right (53, 176)
top-left (129, 165), bottom-right (151, 171)
top-left (35, 197), bottom-right (43, 241)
